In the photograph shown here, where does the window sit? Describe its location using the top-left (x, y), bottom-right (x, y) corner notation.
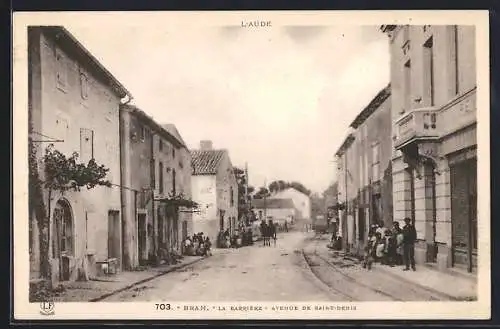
top-left (172, 169), bottom-right (176, 195)
top-left (172, 147), bottom-right (176, 159)
top-left (358, 154), bottom-right (364, 187)
top-left (159, 162), bottom-right (164, 194)
top-left (423, 37), bottom-right (435, 106)
top-left (403, 60), bottom-right (411, 113)
top-left (80, 71), bottom-right (89, 99)
top-left (372, 143), bottom-right (381, 182)
top-left (159, 139), bottom-right (163, 151)
top-left (55, 48), bottom-right (68, 91)
top-left (80, 128), bottom-right (94, 163)
top-left (230, 187), bottom-right (234, 207)
top-left (139, 126), bottom-right (147, 142)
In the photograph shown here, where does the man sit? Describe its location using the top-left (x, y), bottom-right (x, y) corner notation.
top-left (260, 220), bottom-right (268, 246)
top-left (268, 219), bottom-right (277, 247)
top-left (402, 217), bottom-right (417, 271)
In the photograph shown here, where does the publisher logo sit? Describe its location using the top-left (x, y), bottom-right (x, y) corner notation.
top-left (40, 301), bottom-right (55, 316)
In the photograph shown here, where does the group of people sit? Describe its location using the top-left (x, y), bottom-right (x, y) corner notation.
top-left (182, 232), bottom-right (212, 257)
top-left (363, 217), bottom-right (417, 271)
top-left (260, 219), bottom-right (277, 247)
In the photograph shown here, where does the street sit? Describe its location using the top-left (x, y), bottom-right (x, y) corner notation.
top-left (102, 231), bottom-right (468, 302)
top-left (104, 231), bottom-right (332, 301)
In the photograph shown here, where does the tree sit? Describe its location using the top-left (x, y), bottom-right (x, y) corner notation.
top-left (233, 167), bottom-right (254, 224)
top-left (253, 187), bottom-right (270, 199)
top-left (29, 144), bottom-right (113, 286)
top-left (288, 181), bottom-right (311, 196)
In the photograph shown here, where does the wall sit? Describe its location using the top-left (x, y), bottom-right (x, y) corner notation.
top-left (215, 152), bottom-right (239, 236)
top-left (271, 188), bottom-right (311, 221)
top-left (31, 30), bottom-right (123, 282)
top-left (253, 207), bottom-right (295, 224)
top-left (191, 175), bottom-right (218, 242)
top-left (387, 25), bottom-right (477, 270)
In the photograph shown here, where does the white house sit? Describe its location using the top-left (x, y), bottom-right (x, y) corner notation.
top-left (190, 141), bottom-right (238, 244)
top-left (270, 188), bottom-right (311, 221)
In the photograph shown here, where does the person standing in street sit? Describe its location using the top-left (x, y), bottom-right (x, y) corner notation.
top-left (402, 217), bottom-right (417, 271)
top-left (260, 220), bottom-right (268, 246)
top-left (268, 219), bottom-right (277, 247)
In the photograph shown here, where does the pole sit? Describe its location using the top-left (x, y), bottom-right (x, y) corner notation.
top-left (344, 153), bottom-right (349, 258)
top-left (264, 178), bottom-right (267, 220)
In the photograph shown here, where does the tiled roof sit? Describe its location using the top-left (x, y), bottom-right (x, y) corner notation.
top-left (161, 124), bottom-right (187, 148)
top-left (190, 150), bottom-right (226, 175)
top-left (251, 198), bottom-right (295, 209)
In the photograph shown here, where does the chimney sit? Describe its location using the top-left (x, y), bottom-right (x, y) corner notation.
top-left (200, 140), bottom-right (213, 150)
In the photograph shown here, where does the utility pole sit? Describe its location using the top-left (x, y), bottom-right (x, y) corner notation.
top-left (245, 162), bottom-right (249, 226)
top-left (263, 178), bottom-right (267, 220)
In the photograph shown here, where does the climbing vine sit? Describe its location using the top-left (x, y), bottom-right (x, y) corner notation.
top-left (29, 143), bottom-right (113, 287)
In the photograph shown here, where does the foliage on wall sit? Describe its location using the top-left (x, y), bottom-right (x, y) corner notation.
top-left (29, 143), bottom-right (113, 287)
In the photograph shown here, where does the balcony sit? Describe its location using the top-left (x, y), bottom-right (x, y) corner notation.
top-left (393, 107), bottom-right (440, 150)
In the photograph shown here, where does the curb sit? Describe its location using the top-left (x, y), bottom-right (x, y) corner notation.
top-left (88, 257), bottom-right (205, 302)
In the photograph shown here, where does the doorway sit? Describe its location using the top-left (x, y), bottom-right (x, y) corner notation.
top-left (450, 157), bottom-right (477, 272)
top-left (108, 210), bottom-right (120, 266)
top-left (137, 213), bottom-right (147, 266)
top-left (52, 199), bottom-right (73, 281)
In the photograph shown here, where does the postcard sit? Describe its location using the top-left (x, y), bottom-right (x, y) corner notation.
top-left (12, 10), bottom-right (490, 320)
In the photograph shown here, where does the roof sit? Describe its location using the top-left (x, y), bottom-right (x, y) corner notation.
top-left (161, 124), bottom-right (187, 148)
top-left (252, 198), bottom-right (295, 209)
top-left (334, 132), bottom-right (356, 157)
top-left (190, 150), bottom-right (226, 175)
top-left (33, 26), bottom-right (132, 99)
top-left (349, 84), bottom-right (391, 129)
top-left (121, 104), bottom-right (185, 148)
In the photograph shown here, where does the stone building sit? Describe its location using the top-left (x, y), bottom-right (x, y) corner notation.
top-left (190, 141), bottom-right (238, 244)
top-left (119, 104), bottom-right (191, 269)
top-left (28, 26), bottom-right (132, 283)
top-left (381, 25), bottom-right (477, 272)
top-left (335, 84), bottom-right (393, 255)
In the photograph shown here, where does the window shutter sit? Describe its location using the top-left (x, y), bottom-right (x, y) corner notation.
top-left (86, 212), bottom-right (99, 255)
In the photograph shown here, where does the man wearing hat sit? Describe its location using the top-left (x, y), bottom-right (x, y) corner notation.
top-left (402, 217), bottom-right (417, 271)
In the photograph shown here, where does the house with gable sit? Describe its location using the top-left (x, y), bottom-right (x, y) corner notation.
top-left (190, 141), bottom-right (239, 244)
top-left (270, 187), bottom-right (311, 223)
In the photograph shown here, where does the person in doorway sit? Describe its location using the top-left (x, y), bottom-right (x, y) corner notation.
top-left (402, 217), bottom-right (417, 271)
top-left (284, 221), bottom-right (288, 232)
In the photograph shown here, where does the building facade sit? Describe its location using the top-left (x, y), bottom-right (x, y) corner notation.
top-left (191, 141), bottom-right (238, 244)
top-left (270, 188), bottom-right (311, 222)
top-left (335, 85), bottom-right (393, 255)
top-left (120, 105), bottom-right (191, 269)
top-left (382, 25), bottom-right (477, 272)
top-left (251, 198), bottom-right (296, 225)
top-left (28, 27), bottom-right (131, 283)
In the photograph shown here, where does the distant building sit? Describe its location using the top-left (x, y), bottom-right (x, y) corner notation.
top-left (251, 198), bottom-right (296, 225)
top-left (382, 25), bottom-right (477, 272)
top-left (270, 188), bottom-right (311, 222)
top-left (28, 26), bottom-right (131, 283)
top-left (335, 84), bottom-right (393, 255)
top-left (190, 141), bottom-right (238, 243)
top-left (119, 105), bottom-right (190, 269)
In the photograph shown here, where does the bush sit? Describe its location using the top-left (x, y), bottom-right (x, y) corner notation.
top-left (29, 280), bottom-right (66, 302)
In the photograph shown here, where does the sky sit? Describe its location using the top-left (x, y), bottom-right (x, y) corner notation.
top-left (67, 22), bottom-right (390, 194)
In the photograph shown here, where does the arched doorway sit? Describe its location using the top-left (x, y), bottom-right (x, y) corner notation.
top-left (52, 199), bottom-right (74, 281)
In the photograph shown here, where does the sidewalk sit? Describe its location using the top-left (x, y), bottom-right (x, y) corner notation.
top-left (53, 255), bottom-right (204, 302)
top-left (372, 262), bottom-right (477, 301)
top-left (319, 239), bottom-right (477, 301)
